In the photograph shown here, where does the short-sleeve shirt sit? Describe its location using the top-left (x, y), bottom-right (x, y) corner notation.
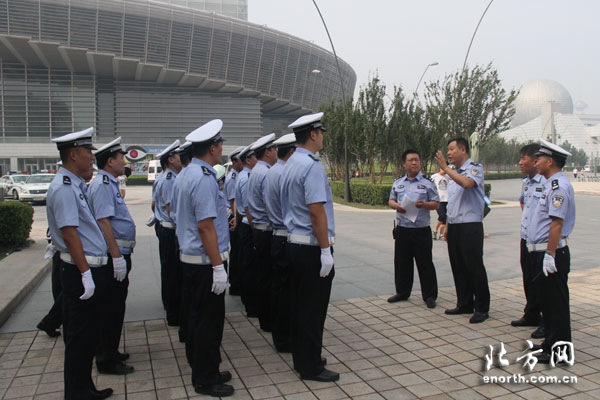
top-left (264, 159), bottom-right (286, 230)
top-left (154, 168), bottom-right (177, 223)
top-left (519, 174), bottom-right (546, 240)
top-left (46, 167), bottom-right (107, 262)
top-left (389, 172), bottom-right (440, 228)
top-left (174, 158), bottom-right (230, 257)
top-left (248, 160), bottom-right (272, 226)
top-left (280, 147), bottom-right (335, 244)
top-left (527, 172), bottom-right (575, 245)
top-left (235, 167), bottom-right (251, 219)
top-left (447, 158), bottom-right (485, 224)
top-left (88, 170), bottom-right (136, 255)
top-left (224, 169), bottom-right (238, 205)
top-left (431, 173), bottom-right (449, 202)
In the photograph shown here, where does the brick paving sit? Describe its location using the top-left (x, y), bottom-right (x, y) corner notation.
top-left (1, 267), bottom-right (600, 400)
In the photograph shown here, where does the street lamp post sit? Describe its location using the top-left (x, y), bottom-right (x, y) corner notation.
top-left (414, 62), bottom-right (439, 96)
top-left (462, 0), bottom-right (494, 74)
top-left (311, 0), bottom-right (351, 202)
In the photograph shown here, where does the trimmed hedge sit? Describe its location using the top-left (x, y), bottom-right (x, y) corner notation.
top-left (331, 180), bottom-right (492, 206)
top-left (485, 172), bottom-right (523, 180)
top-left (0, 202), bottom-right (34, 248)
top-left (126, 174), bottom-right (153, 186)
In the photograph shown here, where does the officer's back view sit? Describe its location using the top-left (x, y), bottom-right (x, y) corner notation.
top-left (46, 127), bottom-right (113, 400)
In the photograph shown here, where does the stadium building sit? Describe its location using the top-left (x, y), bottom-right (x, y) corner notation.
top-left (0, 0), bottom-right (356, 174)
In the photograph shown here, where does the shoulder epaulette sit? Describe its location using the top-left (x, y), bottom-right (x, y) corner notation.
top-left (551, 179), bottom-right (559, 190)
top-left (308, 154), bottom-right (320, 162)
top-left (232, 172), bottom-right (237, 179)
top-left (103, 175), bottom-right (109, 184)
top-left (166, 172), bottom-right (172, 180)
top-left (201, 166), bottom-right (211, 175)
top-left (63, 176), bottom-right (71, 185)
top-left (471, 162), bottom-right (481, 167)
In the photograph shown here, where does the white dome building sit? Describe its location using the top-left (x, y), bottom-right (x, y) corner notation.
top-left (511, 79), bottom-right (574, 127)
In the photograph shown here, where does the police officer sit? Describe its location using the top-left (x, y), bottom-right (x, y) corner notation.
top-left (527, 139), bottom-right (575, 364)
top-left (435, 137), bottom-right (490, 324)
top-left (264, 133), bottom-right (296, 352)
top-left (248, 133), bottom-right (278, 332)
top-left (511, 143), bottom-right (546, 339)
top-left (88, 137), bottom-right (136, 375)
top-left (172, 119), bottom-right (233, 397)
top-left (388, 149), bottom-right (439, 309)
top-left (46, 127), bottom-right (113, 399)
top-left (234, 144), bottom-right (258, 316)
top-left (224, 146), bottom-right (245, 296)
top-left (177, 141), bottom-right (193, 168)
top-left (154, 140), bottom-right (183, 325)
top-left (281, 112), bottom-right (338, 382)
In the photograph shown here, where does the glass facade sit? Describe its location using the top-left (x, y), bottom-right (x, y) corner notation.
top-left (154, 0), bottom-right (248, 20)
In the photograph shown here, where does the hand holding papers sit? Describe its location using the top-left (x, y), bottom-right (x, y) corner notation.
top-left (400, 194), bottom-right (420, 223)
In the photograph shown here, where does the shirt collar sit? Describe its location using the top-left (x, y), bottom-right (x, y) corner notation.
top-left (243, 167), bottom-right (251, 173)
top-left (257, 160), bottom-right (271, 169)
top-left (99, 169), bottom-right (118, 183)
top-left (276, 159), bottom-right (286, 166)
top-left (404, 171), bottom-right (423, 182)
top-left (296, 147), bottom-right (317, 157)
top-left (547, 171), bottom-right (563, 182)
top-left (191, 158), bottom-right (216, 176)
top-left (457, 158), bottom-right (472, 171)
top-left (166, 167), bottom-right (177, 177)
top-left (528, 173), bottom-right (543, 183)
top-left (59, 167), bottom-right (84, 187)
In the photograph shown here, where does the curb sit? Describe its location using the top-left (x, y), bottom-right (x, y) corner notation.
top-left (0, 241), bottom-right (51, 328)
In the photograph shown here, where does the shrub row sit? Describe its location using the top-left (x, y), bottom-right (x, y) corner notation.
top-left (331, 180), bottom-right (492, 206)
top-left (485, 172), bottom-right (523, 180)
top-left (126, 174), bottom-right (153, 186)
top-left (0, 202), bottom-right (34, 248)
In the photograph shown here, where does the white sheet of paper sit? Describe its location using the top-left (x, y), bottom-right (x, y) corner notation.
top-left (401, 194), bottom-right (419, 223)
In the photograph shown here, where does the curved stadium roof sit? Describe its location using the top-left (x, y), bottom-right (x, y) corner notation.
top-left (0, 0), bottom-right (356, 115)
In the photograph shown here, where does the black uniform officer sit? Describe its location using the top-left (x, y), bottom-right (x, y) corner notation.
top-left (281, 112), bottom-right (339, 382)
top-left (387, 149), bottom-right (440, 308)
top-left (46, 127), bottom-right (113, 400)
top-left (88, 137), bottom-right (136, 375)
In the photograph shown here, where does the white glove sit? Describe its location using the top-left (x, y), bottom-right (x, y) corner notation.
top-left (319, 247), bottom-right (334, 277)
top-left (542, 253), bottom-right (557, 276)
top-left (113, 256), bottom-right (128, 282)
top-left (80, 269), bottom-right (95, 300)
top-left (212, 264), bottom-right (228, 295)
top-left (44, 243), bottom-right (56, 260)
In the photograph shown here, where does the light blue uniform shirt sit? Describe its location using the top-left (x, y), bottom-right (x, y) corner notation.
top-left (281, 148), bottom-right (335, 245)
top-left (447, 158), bottom-right (485, 224)
top-left (46, 167), bottom-right (107, 262)
top-left (224, 169), bottom-right (238, 205)
top-left (235, 167), bottom-right (251, 219)
top-left (527, 171), bottom-right (575, 245)
top-left (519, 174), bottom-right (546, 240)
top-left (88, 170), bottom-right (136, 255)
top-left (264, 159), bottom-right (286, 230)
top-left (248, 160), bottom-right (272, 226)
top-left (174, 158), bottom-right (230, 257)
top-left (154, 168), bottom-right (177, 223)
top-left (389, 172), bottom-right (440, 228)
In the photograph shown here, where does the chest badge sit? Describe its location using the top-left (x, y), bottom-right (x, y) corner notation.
top-left (536, 187), bottom-right (543, 192)
top-left (417, 184), bottom-right (426, 189)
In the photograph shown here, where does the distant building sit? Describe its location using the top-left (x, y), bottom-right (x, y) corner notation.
top-left (0, 0), bottom-right (356, 174)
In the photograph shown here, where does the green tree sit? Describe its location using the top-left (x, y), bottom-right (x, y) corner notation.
top-left (357, 74), bottom-right (387, 183)
top-left (560, 141), bottom-right (588, 167)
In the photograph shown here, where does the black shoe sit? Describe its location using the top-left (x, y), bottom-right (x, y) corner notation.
top-left (194, 383), bottom-right (234, 397)
top-left (536, 351), bottom-right (551, 364)
top-left (97, 361), bottom-right (135, 375)
top-left (218, 371), bottom-right (232, 384)
top-left (91, 388), bottom-right (113, 400)
top-left (300, 369), bottom-right (340, 382)
top-left (530, 344), bottom-right (543, 351)
top-left (511, 317), bottom-right (539, 327)
top-left (531, 326), bottom-right (545, 339)
top-left (178, 330), bottom-right (186, 343)
top-left (425, 298), bottom-right (436, 309)
top-left (167, 320), bottom-right (179, 327)
top-left (320, 357), bottom-right (327, 366)
top-left (246, 312), bottom-right (258, 318)
top-left (387, 294), bottom-right (408, 303)
top-left (229, 288), bottom-right (241, 296)
top-left (445, 307), bottom-right (473, 315)
top-left (116, 352), bottom-right (129, 362)
top-left (37, 321), bottom-right (61, 338)
top-left (469, 312), bottom-right (489, 324)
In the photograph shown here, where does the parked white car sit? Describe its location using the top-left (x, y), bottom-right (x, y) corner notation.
top-left (0, 174), bottom-right (29, 199)
top-left (14, 173), bottom-right (55, 203)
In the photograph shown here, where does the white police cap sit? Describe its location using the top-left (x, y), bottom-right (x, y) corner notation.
top-left (251, 133), bottom-right (276, 152)
top-left (157, 140), bottom-right (181, 160)
top-left (94, 137), bottom-right (126, 159)
top-left (51, 127), bottom-right (96, 150)
top-left (535, 138), bottom-right (572, 160)
top-left (229, 146), bottom-right (246, 160)
top-left (175, 141), bottom-right (192, 154)
top-left (274, 133), bottom-right (296, 148)
top-left (185, 119), bottom-right (225, 144)
top-left (288, 112), bottom-right (326, 133)
top-left (238, 143), bottom-right (256, 159)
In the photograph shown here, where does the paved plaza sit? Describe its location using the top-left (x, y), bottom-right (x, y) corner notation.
top-left (0, 178), bottom-right (599, 399)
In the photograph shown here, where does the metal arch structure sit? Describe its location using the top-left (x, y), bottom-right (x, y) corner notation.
top-left (0, 0), bottom-right (356, 141)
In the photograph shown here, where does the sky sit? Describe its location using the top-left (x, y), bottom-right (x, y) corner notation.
top-left (248, 0), bottom-right (599, 114)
